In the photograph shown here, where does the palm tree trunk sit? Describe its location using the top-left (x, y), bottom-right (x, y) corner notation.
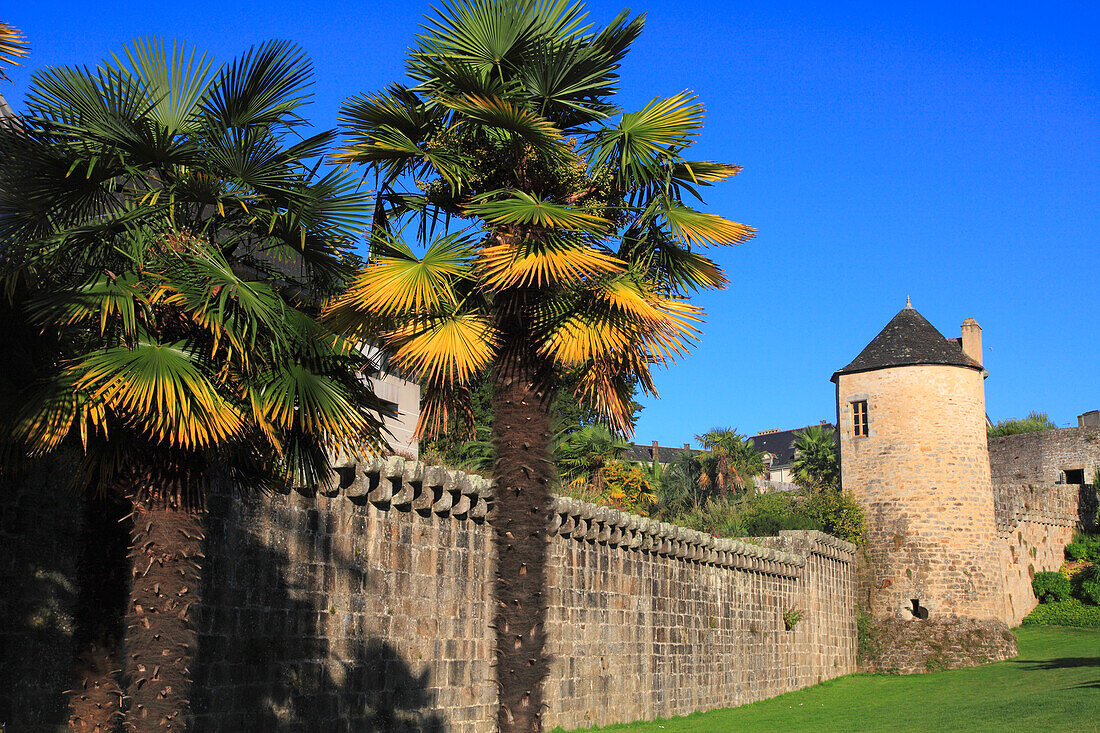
top-left (122, 501), bottom-right (205, 731)
top-left (491, 355), bottom-right (555, 732)
top-left (68, 493), bottom-right (129, 732)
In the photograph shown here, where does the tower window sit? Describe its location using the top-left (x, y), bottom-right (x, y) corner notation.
top-left (853, 401), bottom-right (869, 437)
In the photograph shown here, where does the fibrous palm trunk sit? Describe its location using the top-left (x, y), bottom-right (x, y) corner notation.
top-left (68, 494), bottom-right (129, 732)
top-left (122, 502), bottom-right (204, 731)
top-left (491, 351), bottom-right (555, 732)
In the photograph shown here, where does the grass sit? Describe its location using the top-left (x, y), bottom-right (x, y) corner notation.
top-left (555, 627), bottom-right (1100, 732)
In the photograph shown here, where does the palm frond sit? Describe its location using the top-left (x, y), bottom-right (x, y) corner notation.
top-left (467, 189), bottom-right (610, 232)
top-left (659, 200), bottom-right (756, 247)
top-left (477, 232), bottom-right (623, 289)
top-left (388, 311), bottom-right (499, 386)
top-left (113, 38), bottom-right (214, 135)
top-left (72, 340), bottom-right (244, 449)
top-left (324, 231), bottom-right (474, 320)
top-left (0, 21), bottom-right (29, 83)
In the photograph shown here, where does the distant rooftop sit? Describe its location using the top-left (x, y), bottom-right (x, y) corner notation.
top-left (832, 303), bottom-right (981, 381)
top-left (750, 423), bottom-right (835, 468)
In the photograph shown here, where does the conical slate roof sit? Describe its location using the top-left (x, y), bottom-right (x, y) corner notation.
top-left (831, 304), bottom-right (981, 381)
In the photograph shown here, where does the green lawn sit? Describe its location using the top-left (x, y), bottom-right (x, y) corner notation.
top-left (557, 627), bottom-right (1100, 732)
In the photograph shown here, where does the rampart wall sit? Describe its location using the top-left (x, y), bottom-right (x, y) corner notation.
top-left (2, 457), bottom-right (857, 732)
top-left (988, 429), bottom-right (1099, 625)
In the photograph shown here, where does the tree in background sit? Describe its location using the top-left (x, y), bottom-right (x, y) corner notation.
top-left (323, 1), bottom-right (753, 727)
top-left (988, 411), bottom-right (1058, 438)
top-left (0, 40), bottom-right (384, 731)
top-left (0, 21), bottom-right (28, 82)
top-left (697, 428), bottom-right (764, 499)
top-left (791, 423), bottom-right (839, 488)
top-left (556, 424), bottom-right (630, 491)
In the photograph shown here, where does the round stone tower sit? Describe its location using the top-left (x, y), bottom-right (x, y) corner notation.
top-left (832, 302), bottom-right (1014, 669)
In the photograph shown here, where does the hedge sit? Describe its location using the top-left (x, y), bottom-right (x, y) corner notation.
top-left (1021, 599), bottom-right (1100, 629)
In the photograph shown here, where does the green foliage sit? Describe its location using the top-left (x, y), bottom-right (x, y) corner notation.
top-left (1070, 563), bottom-right (1100, 606)
top-left (801, 483), bottom-right (867, 545)
top-left (555, 424), bottom-right (630, 485)
top-left (650, 449), bottom-right (705, 522)
top-left (856, 611), bottom-right (882, 664)
top-left (0, 38), bottom-right (384, 493)
top-left (791, 424), bottom-right (839, 487)
top-left (559, 458), bottom-right (657, 516)
top-left (783, 608), bottom-right (803, 630)
top-left (669, 491), bottom-right (822, 539)
top-left (1032, 571), bottom-right (1071, 603)
top-left (1064, 533), bottom-right (1100, 562)
top-left (1021, 599), bottom-right (1100, 628)
top-left (987, 411), bottom-right (1057, 438)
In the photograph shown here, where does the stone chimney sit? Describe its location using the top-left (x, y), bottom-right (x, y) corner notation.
top-left (652, 440), bottom-right (659, 462)
top-left (961, 318), bottom-right (982, 367)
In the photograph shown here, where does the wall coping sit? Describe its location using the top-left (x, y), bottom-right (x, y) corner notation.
top-left (333, 456), bottom-right (855, 578)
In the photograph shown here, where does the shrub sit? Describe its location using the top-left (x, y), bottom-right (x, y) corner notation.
top-left (1071, 563), bottom-right (1100, 606)
top-left (987, 411), bottom-right (1057, 438)
top-left (1021, 599), bottom-right (1100, 628)
top-left (1032, 571), bottom-right (1071, 603)
top-left (802, 484), bottom-right (867, 545)
top-left (1064, 533), bottom-right (1100, 562)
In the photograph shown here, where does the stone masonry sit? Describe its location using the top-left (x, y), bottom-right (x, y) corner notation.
top-left (2, 456), bottom-right (857, 732)
top-left (989, 427), bottom-right (1099, 625)
top-left (836, 364), bottom-right (1005, 622)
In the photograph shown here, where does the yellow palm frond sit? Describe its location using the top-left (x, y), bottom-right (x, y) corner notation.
top-left (72, 342), bottom-right (244, 450)
top-left (324, 232), bottom-right (471, 319)
top-left (0, 22), bottom-right (28, 83)
top-left (389, 313), bottom-right (498, 386)
top-left (478, 234), bottom-right (625, 290)
top-left (660, 201), bottom-right (756, 247)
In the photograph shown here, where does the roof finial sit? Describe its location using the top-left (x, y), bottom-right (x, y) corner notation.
top-left (905, 295), bottom-right (912, 308)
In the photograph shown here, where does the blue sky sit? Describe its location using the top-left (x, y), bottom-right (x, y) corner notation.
top-left (5, 0), bottom-right (1098, 445)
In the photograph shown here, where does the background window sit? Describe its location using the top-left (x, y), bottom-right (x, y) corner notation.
top-left (853, 401), bottom-right (869, 437)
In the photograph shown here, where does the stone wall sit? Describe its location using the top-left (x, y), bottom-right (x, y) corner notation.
top-left (0, 459), bottom-right (81, 731)
top-left (988, 429), bottom-right (1100, 625)
top-left (3, 457), bottom-right (857, 732)
top-left (989, 427), bottom-right (1100, 494)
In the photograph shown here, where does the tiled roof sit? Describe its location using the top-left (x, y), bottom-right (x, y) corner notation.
top-left (832, 304), bottom-right (981, 381)
top-left (750, 424), bottom-right (836, 468)
top-left (626, 443), bottom-right (704, 464)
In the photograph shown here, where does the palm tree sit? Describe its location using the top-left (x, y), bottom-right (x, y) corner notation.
top-left (0, 21), bottom-right (28, 82)
top-left (0, 39), bottom-right (384, 731)
top-left (555, 423), bottom-right (630, 491)
top-left (324, 2), bottom-right (753, 729)
top-left (791, 424), bottom-right (839, 488)
top-left (697, 428), bottom-right (763, 499)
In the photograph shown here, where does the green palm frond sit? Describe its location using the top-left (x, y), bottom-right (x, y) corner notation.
top-left (442, 93), bottom-right (563, 148)
top-left (200, 39), bottom-right (312, 130)
top-left (467, 189), bottom-right (609, 232)
top-left (113, 38), bottom-right (214, 135)
top-left (581, 92), bottom-right (704, 182)
top-left (26, 271), bottom-right (148, 338)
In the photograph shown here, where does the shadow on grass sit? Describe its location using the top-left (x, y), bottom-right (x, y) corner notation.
top-left (1011, 657), bottom-right (1100, 670)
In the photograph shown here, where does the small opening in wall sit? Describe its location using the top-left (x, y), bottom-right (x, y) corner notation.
top-left (1065, 469), bottom-right (1085, 485)
top-left (910, 598), bottom-right (929, 620)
